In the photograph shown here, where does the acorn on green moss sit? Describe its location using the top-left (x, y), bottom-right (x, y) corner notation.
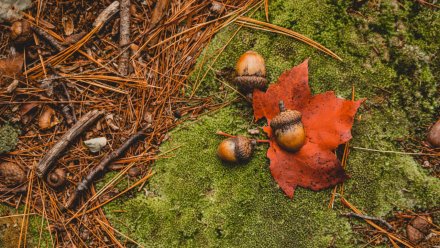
top-left (233, 51), bottom-right (267, 92)
top-left (270, 101), bottom-right (306, 152)
top-left (217, 136), bottom-right (255, 163)
top-left (427, 119), bottom-right (440, 148)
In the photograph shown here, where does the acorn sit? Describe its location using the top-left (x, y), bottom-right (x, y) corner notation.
top-left (427, 119), bottom-right (440, 148)
top-left (270, 101), bottom-right (306, 152)
top-left (217, 136), bottom-right (255, 163)
top-left (233, 51), bottom-right (267, 92)
top-left (0, 162), bottom-right (27, 187)
top-left (128, 167), bottom-right (141, 178)
top-left (47, 168), bottom-right (67, 188)
top-left (10, 20), bottom-right (32, 45)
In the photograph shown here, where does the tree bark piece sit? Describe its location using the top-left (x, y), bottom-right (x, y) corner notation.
top-left (64, 130), bottom-right (146, 209)
top-left (37, 110), bottom-right (104, 178)
top-left (118, 0), bottom-right (131, 75)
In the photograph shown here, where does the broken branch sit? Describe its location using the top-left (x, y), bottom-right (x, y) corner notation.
top-left (343, 212), bottom-right (394, 230)
top-left (37, 110), bottom-right (104, 178)
top-left (64, 130), bottom-right (146, 209)
top-left (118, 0), bottom-right (131, 75)
top-left (31, 26), bottom-right (66, 52)
top-left (93, 1), bottom-right (120, 28)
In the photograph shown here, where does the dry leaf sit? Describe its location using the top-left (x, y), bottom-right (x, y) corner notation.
top-left (0, 53), bottom-right (23, 78)
top-left (19, 102), bottom-right (40, 124)
top-left (253, 60), bottom-right (364, 198)
top-left (38, 106), bottom-right (59, 130)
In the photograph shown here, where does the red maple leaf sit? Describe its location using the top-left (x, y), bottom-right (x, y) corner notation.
top-left (253, 60), bottom-right (364, 198)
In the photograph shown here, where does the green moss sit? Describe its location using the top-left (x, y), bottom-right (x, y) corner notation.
top-left (2, 0), bottom-right (434, 246)
top-left (0, 124), bottom-right (19, 154)
top-left (104, 107), bottom-right (358, 247)
top-left (102, 0), bottom-right (439, 246)
top-left (0, 205), bottom-right (52, 248)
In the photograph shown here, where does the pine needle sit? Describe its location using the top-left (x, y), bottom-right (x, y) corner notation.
top-left (236, 16), bottom-right (343, 61)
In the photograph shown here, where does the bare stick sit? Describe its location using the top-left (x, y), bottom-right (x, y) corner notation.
top-left (60, 82), bottom-right (77, 124)
top-left (343, 212), bottom-right (394, 230)
top-left (37, 110), bottom-right (104, 178)
top-left (64, 130), bottom-right (146, 209)
top-left (31, 26), bottom-right (66, 52)
top-left (0, 185), bottom-right (27, 194)
top-left (216, 130), bottom-right (269, 143)
top-left (93, 1), bottom-right (120, 28)
top-left (118, 0), bottom-right (131, 75)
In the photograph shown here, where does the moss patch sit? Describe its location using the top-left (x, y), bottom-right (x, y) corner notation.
top-left (103, 0), bottom-right (439, 246)
top-left (3, 0), bottom-right (437, 246)
top-left (104, 107), bottom-right (358, 247)
top-left (0, 124), bottom-right (19, 154)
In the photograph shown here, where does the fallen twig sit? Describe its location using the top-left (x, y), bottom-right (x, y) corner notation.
top-left (59, 82), bottom-right (77, 124)
top-left (343, 212), bottom-right (394, 230)
top-left (118, 0), bottom-right (131, 75)
top-left (93, 1), bottom-right (120, 27)
top-left (64, 130), bottom-right (146, 209)
top-left (341, 197), bottom-right (414, 248)
top-left (37, 110), bottom-right (105, 178)
top-left (31, 26), bottom-right (66, 52)
top-left (0, 184), bottom-right (27, 194)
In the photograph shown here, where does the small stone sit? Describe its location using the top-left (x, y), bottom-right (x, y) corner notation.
top-left (410, 216), bottom-right (431, 234)
top-left (128, 167), bottom-right (141, 178)
top-left (84, 137), bottom-right (107, 153)
top-left (422, 161), bottom-right (431, 168)
top-left (407, 224), bottom-right (425, 244)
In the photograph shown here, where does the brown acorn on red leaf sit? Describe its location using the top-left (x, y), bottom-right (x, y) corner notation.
top-left (234, 51), bottom-right (267, 92)
top-left (270, 101), bottom-right (306, 152)
top-left (217, 136), bottom-right (255, 163)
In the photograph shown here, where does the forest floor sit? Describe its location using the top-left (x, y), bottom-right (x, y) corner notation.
top-left (1, 0), bottom-right (439, 247)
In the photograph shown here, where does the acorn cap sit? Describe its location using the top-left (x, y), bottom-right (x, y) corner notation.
top-left (47, 168), bottom-right (66, 188)
top-left (233, 75), bottom-right (267, 92)
top-left (234, 136), bottom-right (254, 162)
top-left (270, 110), bottom-right (302, 131)
top-left (10, 20), bottom-right (32, 44)
top-left (0, 162), bottom-right (26, 187)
